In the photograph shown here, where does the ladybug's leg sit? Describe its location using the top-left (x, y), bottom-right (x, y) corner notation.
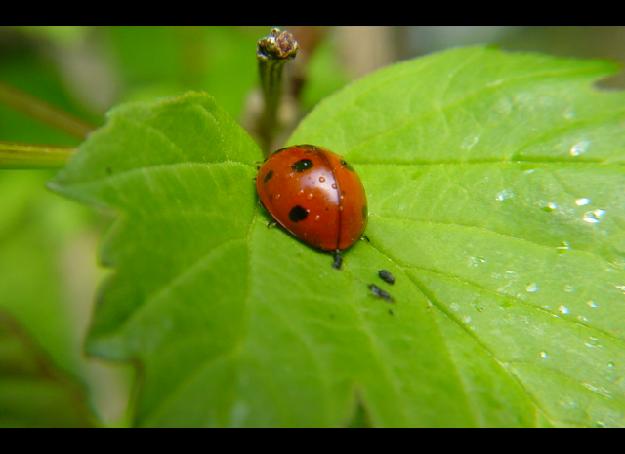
top-left (360, 235), bottom-right (370, 243)
top-left (332, 250), bottom-right (343, 270)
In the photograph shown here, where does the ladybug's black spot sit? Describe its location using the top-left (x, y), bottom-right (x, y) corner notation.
top-left (289, 205), bottom-right (309, 222)
top-left (340, 159), bottom-right (354, 171)
top-left (362, 204), bottom-right (368, 219)
top-left (292, 159), bottom-right (313, 172)
top-left (264, 169), bottom-right (273, 183)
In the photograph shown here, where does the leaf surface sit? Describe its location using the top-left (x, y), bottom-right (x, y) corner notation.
top-left (53, 47), bottom-right (625, 427)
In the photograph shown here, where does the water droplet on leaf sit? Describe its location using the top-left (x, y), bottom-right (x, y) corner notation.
top-left (583, 209), bottom-right (605, 224)
top-left (542, 201), bottom-right (558, 212)
top-left (569, 140), bottom-right (590, 156)
top-left (526, 283), bottom-right (539, 293)
top-left (496, 189), bottom-right (514, 202)
top-left (556, 241), bottom-right (570, 253)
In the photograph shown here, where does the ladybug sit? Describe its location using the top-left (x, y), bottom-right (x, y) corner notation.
top-left (256, 144), bottom-right (368, 269)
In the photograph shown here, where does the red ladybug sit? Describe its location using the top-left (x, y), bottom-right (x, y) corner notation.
top-left (256, 144), bottom-right (368, 269)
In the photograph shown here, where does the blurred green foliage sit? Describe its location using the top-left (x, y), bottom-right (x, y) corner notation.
top-left (103, 26), bottom-right (264, 120)
top-left (0, 29), bottom-right (101, 425)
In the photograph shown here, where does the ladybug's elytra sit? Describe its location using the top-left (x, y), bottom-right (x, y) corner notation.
top-left (256, 144), bottom-right (368, 268)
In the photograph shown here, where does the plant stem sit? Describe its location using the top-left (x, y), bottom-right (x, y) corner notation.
top-left (257, 28), bottom-right (299, 153)
top-left (0, 142), bottom-right (75, 169)
top-left (0, 81), bottom-right (95, 140)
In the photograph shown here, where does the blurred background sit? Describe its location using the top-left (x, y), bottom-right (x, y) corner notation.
top-left (1, 26), bottom-right (624, 427)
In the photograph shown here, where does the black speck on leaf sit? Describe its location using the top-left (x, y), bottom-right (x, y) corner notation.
top-left (378, 270), bottom-right (395, 285)
top-left (368, 284), bottom-right (394, 302)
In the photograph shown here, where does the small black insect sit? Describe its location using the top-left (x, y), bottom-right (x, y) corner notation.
top-left (332, 250), bottom-right (343, 270)
top-left (368, 284), bottom-right (394, 302)
top-left (378, 270), bottom-right (395, 285)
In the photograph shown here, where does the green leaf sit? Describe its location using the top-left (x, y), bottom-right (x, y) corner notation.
top-left (52, 47), bottom-right (625, 427)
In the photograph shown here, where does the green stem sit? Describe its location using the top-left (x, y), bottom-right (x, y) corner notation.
top-left (0, 81), bottom-right (94, 140)
top-left (0, 142), bottom-right (75, 169)
top-left (257, 28), bottom-right (298, 153)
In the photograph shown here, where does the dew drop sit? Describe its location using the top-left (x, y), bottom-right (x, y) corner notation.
top-left (615, 285), bottom-right (625, 294)
top-left (331, 183), bottom-right (337, 189)
top-left (463, 315), bottom-right (472, 324)
top-left (609, 258), bottom-right (625, 270)
top-left (569, 140), bottom-right (590, 157)
top-left (542, 201), bottom-right (558, 212)
top-left (496, 189), bottom-right (515, 202)
top-left (556, 241), bottom-right (570, 253)
top-left (450, 303), bottom-right (460, 312)
top-left (318, 176), bottom-right (326, 183)
top-left (539, 351), bottom-right (548, 359)
top-left (583, 209), bottom-right (605, 224)
top-left (608, 361), bottom-right (615, 369)
top-left (274, 193), bottom-right (281, 200)
top-left (461, 134), bottom-right (480, 150)
top-left (587, 300), bottom-right (599, 308)
top-left (314, 214), bottom-right (320, 221)
top-left (526, 283), bottom-right (539, 293)
top-left (563, 284), bottom-right (575, 293)
top-left (558, 305), bottom-right (569, 315)
top-left (582, 382), bottom-right (611, 398)
top-left (575, 198), bottom-right (591, 206)
top-left (339, 205), bottom-right (344, 211)
top-left (306, 193), bottom-right (313, 200)
top-left (585, 336), bottom-right (601, 349)
top-left (577, 315), bottom-right (589, 322)
top-left (468, 256), bottom-right (487, 267)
